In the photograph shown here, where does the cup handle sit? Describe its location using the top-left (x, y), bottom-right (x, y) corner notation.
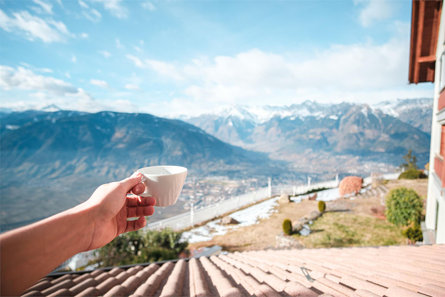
top-left (139, 175), bottom-right (152, 197)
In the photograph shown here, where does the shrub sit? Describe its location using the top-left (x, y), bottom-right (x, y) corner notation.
top-left (385, 187), bottom-right (423, 227)
top-left (398, 169), bottom-right (427, 179)
top-left (402, 223), bottom-right (423, 243)
top-left (318, 201), bottom-right (326, 213)
top-left (136, 247), bottom-right (177, 263)
top-left (96, 228), bottom-right (188, 267)
top-left (282, 219), bottom-right (292, 235)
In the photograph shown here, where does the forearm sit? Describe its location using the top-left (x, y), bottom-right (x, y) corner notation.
top-left (0, 203), bottom-right (95, 296)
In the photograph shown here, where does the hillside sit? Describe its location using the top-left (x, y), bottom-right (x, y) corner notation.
top-left (189, 179), bottom-right (428, 252)
top-left (0, 110), bottom-right (286, 231)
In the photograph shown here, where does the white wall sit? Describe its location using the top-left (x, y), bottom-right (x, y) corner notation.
top-left (426, 3), bottom-right (445, 243)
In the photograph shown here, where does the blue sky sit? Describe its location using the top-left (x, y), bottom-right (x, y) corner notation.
top-left (0, 0), bottom-right (434, 116)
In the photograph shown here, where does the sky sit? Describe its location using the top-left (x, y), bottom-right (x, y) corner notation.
top-left (0, 0), bottom-right (435, 117)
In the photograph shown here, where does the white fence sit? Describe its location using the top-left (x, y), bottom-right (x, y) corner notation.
top-left (273, 179), bottom-right (339, 197)
top-left (145, 177), bottom-right (340, 232)
top-left (145, 187), bottom-right (270, 231)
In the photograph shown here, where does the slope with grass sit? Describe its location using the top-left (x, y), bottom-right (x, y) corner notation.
top-left (188, 179), bottom-right (428, 252)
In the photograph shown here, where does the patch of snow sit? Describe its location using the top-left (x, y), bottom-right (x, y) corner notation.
top-left (181, 197), bottom-right (278, 243)
top-left (290, 196), bottom-right (302, 203)
top-left (329, 115), bottom-right (338, 120)
top-left (299, 224), bottom-right (311, 236)
top-left (6, 125), bottom-right (19, 130)
top-left (316, 188), bottom-right (340, 201)
top-left (293, 187), bottom-right (340, 202)
top-left (361, 106), bottom-right (369, 116)
top-left (42, 104), bottom-right (62, 112)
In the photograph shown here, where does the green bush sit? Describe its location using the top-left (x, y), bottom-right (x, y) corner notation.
top-left (136, 247), bottom-right (177, 263)
top-left (398, 169), bottom-right (427, 179)
top-left (402, 224), bottom-right (423, 243)
top-left (282, 219), bottom-right (292, 235)
top-left (96, 228), bottom-right (188, 267)
top-left (385, 187), bottom-right (423, 227)
top-left (318, 201), bottom-right (326, 213)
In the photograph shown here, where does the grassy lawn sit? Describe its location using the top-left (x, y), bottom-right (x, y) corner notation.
top-left (294, 211), bottom-right (406, 248)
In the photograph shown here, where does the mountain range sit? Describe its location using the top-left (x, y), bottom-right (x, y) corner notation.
top-left (0, 98), bottom-right (432, 231)
top-left (184, 99), bottom-right (432, 175)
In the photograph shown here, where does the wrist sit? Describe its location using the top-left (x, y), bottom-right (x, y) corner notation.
top-left (73, 202), bottom-right (99, 252)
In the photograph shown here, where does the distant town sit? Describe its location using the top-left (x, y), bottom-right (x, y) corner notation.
top-left (179, 177), bottom-right (263, 210)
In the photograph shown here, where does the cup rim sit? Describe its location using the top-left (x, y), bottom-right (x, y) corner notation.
top-left (136, 165), bottom-right (187, 176)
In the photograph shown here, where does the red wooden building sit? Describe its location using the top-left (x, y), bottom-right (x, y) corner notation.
top-left (409, 0), bottom-right (444, 243)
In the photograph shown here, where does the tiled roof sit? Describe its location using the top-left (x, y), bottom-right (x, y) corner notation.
top-left (22, 245), bottom-right (445, 297)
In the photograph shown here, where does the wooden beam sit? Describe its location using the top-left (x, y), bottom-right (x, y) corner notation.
top-left (418, 55), bottom-right (436, 63)
top-left (414, 0), bottom-right (426, 83)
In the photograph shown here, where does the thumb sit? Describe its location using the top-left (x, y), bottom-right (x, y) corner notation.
top-left (120, 172), bottom-right (143, 192)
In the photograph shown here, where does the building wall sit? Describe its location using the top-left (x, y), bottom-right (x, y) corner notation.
top-left (426, 4), bottom-right (445, 243)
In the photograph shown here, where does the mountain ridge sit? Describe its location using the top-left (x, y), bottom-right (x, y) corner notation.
top-left (184, 99), bottom-right (431, 170)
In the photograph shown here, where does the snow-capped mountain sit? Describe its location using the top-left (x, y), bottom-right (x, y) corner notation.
top-left (186, 99), bottom-right (432, 127)
top-left (185, 99), bottom-right (432, 168)
top-left (371, 98), bottom-right (433, 133)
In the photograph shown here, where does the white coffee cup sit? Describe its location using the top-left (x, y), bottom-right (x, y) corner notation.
top-left (135, 165), bottom-right (187, 207)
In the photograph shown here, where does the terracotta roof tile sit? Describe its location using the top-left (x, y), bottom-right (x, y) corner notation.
top-left (21, 290), bottom-right (43, 297)
top-left (200, 256), bottom-right (241, 297)
top-left (418, 284), bottom-right (445, 297)
top-left (351, 290), bottom-right (380, 297)
top-left (385, 285), bottom-right (428, 297)
top-left (50, 274), bottom-right (72, 284)
top-left (46, 288), bottom-right (72, 297)
top-left (89, 269), bottom-right (103, 277)
top-left (21, 244), bottom-right (445, 297)
top-left (102, 285), bottom-right (127, 297)
top-left (24, 279), bottom-right (51, 293)
top-left (40, 279), bottom-right (73, 296)
top-left (93, 271), bottom-right (109, 283)
top-left (95, 276), bottom-right (118, 294)
top-left (159, 259), bottom-right (187, 297)
top-left (188, 258), bottom-right (211, 297)
top-left (71, 273), bottom-right (90, 285)
top-left (69, 277), bottom-right (96, 295)
top-left (131, 262), bottom-right (171, 296)
top-left (73, 286), bottom-right (99, 297)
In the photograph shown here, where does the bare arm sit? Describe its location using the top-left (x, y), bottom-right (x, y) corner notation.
top-left (0, 173), bottom-right (156, 296)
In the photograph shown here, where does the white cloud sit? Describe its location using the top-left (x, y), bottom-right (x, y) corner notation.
top-left (78, 0), bottom-right (88, 9)
top-left (0, 65), bottom-right (79, 95)
top-left (79, 0), bottom-right (102, 22)
top-left (0, 64), bottom-right (126, 112)
top-left (124, 83), bottom-right (140, 90)
top-left (80, 32), bottom-right (88, 38)
top-left (99, 50), bottom-right (111, 58)
top-left (126, 54), bottom-right (184, 81)
top-left (32, 0), bottom-right (53, 14)
top-left (0, 9), bottom-right (71, 43)
top-left (90, 79), bottom-right (108, 88)
top-left (71, 55), bottom-right (77, 63)
top-left (125, 25), bottom-right (431, 113)
top-left (142, 1), bottom-right (156, 11)
top-left (355, 0), bottom-right (394, 27)
top-left (91, 0), bottom-right (128, 19)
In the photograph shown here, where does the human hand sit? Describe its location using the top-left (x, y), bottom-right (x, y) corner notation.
top-left (83, 173), bottom-right (156, 251)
